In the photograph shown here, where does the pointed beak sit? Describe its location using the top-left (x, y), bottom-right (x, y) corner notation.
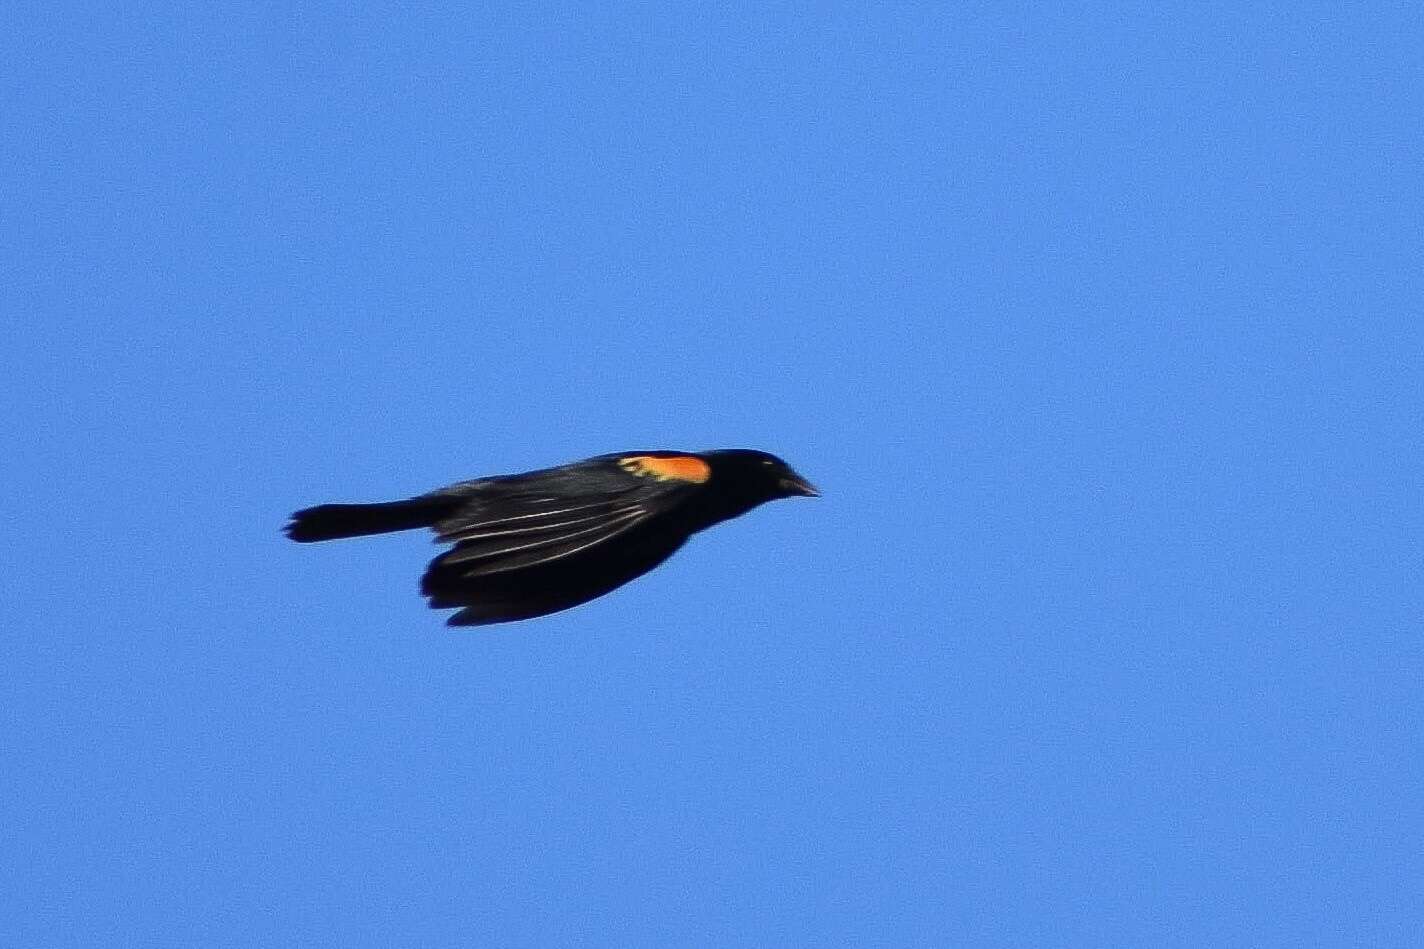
top-left (779, 473), bottom-right (820, 497)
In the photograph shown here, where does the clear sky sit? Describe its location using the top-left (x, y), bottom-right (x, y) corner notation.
top-left (4, 3), bottom-right (1421, 946)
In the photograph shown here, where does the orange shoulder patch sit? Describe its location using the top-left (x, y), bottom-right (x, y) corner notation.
top-left (618, 454), bottom-right (711, 484)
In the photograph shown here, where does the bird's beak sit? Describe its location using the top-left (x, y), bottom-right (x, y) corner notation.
top-left (779, 473), bottom-right (820, 497)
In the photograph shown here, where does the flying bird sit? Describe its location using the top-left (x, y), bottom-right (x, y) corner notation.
top-left (285, 449), bottom-right (818, 626)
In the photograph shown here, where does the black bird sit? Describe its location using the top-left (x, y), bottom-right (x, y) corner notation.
top-left (285, 449), bottom-right (818, 626)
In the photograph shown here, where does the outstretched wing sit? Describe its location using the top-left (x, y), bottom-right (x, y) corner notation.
top-left (420, 453), bottom-right (711, 623)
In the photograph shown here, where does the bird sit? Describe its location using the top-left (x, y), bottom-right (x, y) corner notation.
top-left (285, 449), bottom-right (818, 626)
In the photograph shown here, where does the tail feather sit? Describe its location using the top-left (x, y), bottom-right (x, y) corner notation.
top-left (285, 496), bottom-right (456, 542)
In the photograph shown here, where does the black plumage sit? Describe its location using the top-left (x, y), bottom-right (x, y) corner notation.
top-left (285, 449), bottom-right (818, 626)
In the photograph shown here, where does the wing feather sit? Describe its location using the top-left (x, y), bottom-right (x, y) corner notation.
top-left (435, 498), bottom-right (634, 544)
top-left (437, 504), bottom-right (647, 576)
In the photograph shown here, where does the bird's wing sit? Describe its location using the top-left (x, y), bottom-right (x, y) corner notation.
top-left (427, 456), bottom-right (703, 578)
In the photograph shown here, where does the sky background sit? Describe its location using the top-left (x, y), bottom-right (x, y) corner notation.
top-left (4, 3), bottom-right (1421, 946)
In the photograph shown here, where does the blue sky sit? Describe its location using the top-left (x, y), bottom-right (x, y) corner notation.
top-left (4, 3), bottom-right (1420, 946)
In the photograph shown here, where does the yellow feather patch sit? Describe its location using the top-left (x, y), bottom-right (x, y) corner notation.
top-left (618, 455), bottom-right (711, 484)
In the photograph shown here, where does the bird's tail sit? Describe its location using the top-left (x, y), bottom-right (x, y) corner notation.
top-left (284, 496), bottom-right (457, 543)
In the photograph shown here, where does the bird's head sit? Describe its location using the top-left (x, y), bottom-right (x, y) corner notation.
top-left (702, 449), bottom-right (819, 507)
